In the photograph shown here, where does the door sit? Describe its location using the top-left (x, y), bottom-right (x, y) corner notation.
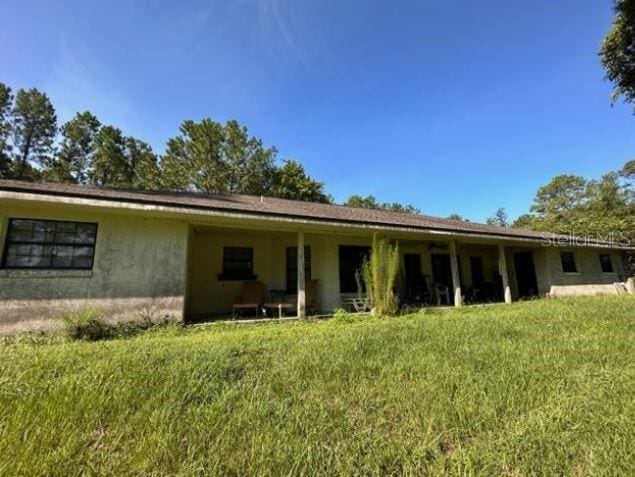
top-left (286, 246), bottom-right (311, 293)
top-left (431, 254), bottom-right (452, 288)
top-left (513, 251), bottom-right (538, 298)
top-left (403, 253), bottom-right (423, 300)
top-left (470, 256), bottom-right (485, 287)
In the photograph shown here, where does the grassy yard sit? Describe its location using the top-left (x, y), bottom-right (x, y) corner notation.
top-left (1, 297), bottom-right (634, 476)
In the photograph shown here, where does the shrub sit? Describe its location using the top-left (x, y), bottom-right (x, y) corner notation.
top-left (357, 234), bottom-right (400, 316)
top-left (60, 308), bottom-right (115, 341)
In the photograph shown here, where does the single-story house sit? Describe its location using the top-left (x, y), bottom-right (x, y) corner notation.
top-left (0, 179), bottom-right (633, 329)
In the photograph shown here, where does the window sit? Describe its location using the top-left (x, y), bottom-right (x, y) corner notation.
top-left (286, 246), bottom-right (311, 293)
top-left (339, 245), bottom-right (370, 293)
top-left (599, 253), bottom-right (614, 273)
top-left (2, 218), bottom-right (97, 270)
top-left (560, 252), bottom-right (577, 273)
top-left (220, 247), bottom-right (255, 280)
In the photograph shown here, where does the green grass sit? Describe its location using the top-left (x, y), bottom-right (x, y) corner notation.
top-left (1, 296), bottom-right (634, 476)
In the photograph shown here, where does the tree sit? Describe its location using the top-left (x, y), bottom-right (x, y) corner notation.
top-left (486, 207), bottom-right (509, 227)
top-left (344, 194), bottom-right (420, 214)
top-left (90, 126), bottom-right (129, 187)
top-left (124, 137), bottom-right (160, 190)
top-left (0, 83), bottom-right (12, 178)
top-left (529, 174), bottom-right (587, 219)
top-left (512, 213), bottom-right (536, 229)
top-left (11, 88), bottom-right (57, 180)
top-left (514, 161), bottom-right (634, 254)
top-left (447, 213), bottom-right (465, 221)
top-left (50, 111), bottom-right (101, 184)
top-left (600, 0), bottom-right (635, 109)
top-left (160, 119), bottom-right (277, 194)
top-left (271, 160), bottom-right (331, 203)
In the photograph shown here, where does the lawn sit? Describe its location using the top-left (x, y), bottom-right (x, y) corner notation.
top-left (1, 297), bottom-right (634, 476)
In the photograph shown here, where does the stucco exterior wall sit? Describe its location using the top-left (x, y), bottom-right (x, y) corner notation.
top-left (541, 247), bottom-right (627, 290)
top-left (0, 205), bottom-right (189, 331)
top-left (1, 199), bottom-right (630, 329)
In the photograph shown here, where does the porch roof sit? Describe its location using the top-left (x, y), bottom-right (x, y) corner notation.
top-left (0, 179), bottom-right (631, 250)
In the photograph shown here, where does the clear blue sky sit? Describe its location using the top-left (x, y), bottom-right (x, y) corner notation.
top-left (1, 0), bottom-right (633, 221)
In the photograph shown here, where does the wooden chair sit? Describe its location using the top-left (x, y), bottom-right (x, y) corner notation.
top-left (232, 281), bottom-right (265, 317)
top-left (306, 279), bottom-right (320, 315)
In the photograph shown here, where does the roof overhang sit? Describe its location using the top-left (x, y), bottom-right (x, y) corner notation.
top-left (2, 189), bottom-right (632, 251)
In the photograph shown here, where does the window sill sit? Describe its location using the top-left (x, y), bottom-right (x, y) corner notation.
top-left (0, 269), bottom-right (93, 278)
top-left (217, 274), bottom-right (258, 282)
top-left (562, 272), bottom-right (581, 276)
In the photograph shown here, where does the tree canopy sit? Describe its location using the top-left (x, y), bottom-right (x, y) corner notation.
top-left (512, 161), bottom-right (634, 247)
top-left (0, 81), bottom-right (330, 203)
top-left (600, 0), bottom-right (635, 109)
top-left (486, 207), bottom-right (509, 227)
top-left (344, 195), bottom-right (421, 214)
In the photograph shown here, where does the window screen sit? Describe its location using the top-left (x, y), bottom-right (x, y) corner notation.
top-left (599, 253), bottom-right (614, 273)
top-left (221, 247), bottom-right (254, 280)
top-left (560, 252), bottom-right (577, 273)
top-left (2, 218), bottom-right (97, 270)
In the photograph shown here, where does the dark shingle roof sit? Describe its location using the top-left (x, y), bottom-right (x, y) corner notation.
top-left (0, 179), bottom-right (626, 247)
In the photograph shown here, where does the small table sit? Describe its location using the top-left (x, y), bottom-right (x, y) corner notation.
top-left (265, 290), bottom-right (295, 318)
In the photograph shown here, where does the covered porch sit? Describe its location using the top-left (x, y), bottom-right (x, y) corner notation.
top-left (183, 222), bottom-right (539, 320)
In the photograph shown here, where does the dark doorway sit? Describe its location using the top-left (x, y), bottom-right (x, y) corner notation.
top-left (431, 254), bottom-right (452, 288)
top-left (513, 251), bottom-right (538, 298)
top-left (338, 246), bottom-right (370, 293)
top-left (404, 253), bottom-right (424, 301)
top-left (470, 256), bottom-right (485, 287)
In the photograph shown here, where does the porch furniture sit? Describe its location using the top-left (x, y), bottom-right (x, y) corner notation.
top-left (263, 289), bottom-right (294, 318)
top-left (232, 281), bottom-right (266, 317)
top-left (306, 279), bottom-right (320, 315)
top-left (341, 293), bottom-right (371, 312)
top-left (432, 282), bottom-right (450, 306)
top-left (264, 279), bottom-right (320, 318)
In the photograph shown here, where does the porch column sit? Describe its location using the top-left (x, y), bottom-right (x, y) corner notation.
top-left (297, 231), bottom-right (306, 318)
top-left (498, 244), bottom-right (512, 304)
top-left (449, 240), bottom-right (463, 307)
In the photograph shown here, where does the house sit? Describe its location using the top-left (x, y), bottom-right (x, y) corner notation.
top-left (0, 179), bottom-right (632, 329)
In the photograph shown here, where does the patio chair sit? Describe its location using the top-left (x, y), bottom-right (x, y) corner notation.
top-left (232, 281), bottom-right (266, 317)
top-left (432, 282), bottom-right (451, 306)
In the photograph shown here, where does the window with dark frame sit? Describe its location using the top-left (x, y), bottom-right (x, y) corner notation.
top-left (286, 246), bottom-right (311, 293)
top-left (339, 245), bottom-right (371, 293)
top-left (599, 253), bottom-right (614, 273)
top-left (560, 251), bottom-right (577, 273)
top-left (1, 218), bottom-right (97, 270)
top-left (220, 247), bottom-right (255, 280)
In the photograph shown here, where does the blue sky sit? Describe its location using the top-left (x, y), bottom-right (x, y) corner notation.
top-left (1, 0), bottom-right (633, 221)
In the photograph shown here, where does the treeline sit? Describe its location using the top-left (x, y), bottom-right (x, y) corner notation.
top-left (0, 82), bottom-right (331, 203)
top-left (513, 161), bottom-right (635, 244)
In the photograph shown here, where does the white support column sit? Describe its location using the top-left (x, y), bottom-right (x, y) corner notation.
top-left (498, 244), bottom-right (512, 304)
top-left (449, 240), bottom-right (462, 307)
top-left (297, 231), bottom-right (306, 318)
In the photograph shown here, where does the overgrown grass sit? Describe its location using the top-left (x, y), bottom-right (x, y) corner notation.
top-left (1, 296), bottom-right (633, 476)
